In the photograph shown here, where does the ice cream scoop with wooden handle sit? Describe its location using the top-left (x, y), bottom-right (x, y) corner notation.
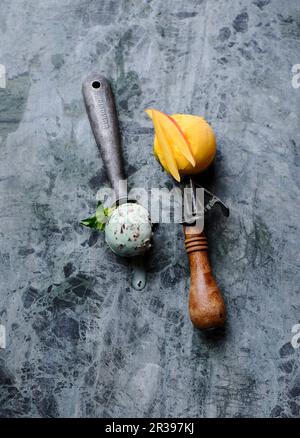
top-left (183, 180), bottom-right (229, 329)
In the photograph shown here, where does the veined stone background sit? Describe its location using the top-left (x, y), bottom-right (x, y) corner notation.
top-left (0, 0), bottom-right (299, 418)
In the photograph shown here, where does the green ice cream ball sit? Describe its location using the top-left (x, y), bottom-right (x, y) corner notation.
top-left (105, 203), bottom-right (152, 257)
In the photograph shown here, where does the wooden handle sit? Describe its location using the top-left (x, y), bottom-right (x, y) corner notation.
top-left (184, 227), bottom-right (226, 329)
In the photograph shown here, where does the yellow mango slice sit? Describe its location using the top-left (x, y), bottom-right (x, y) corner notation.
top-left (146, 109), bottom-right (180, 181)
top-left (146, 109), bottom-right (195, 168)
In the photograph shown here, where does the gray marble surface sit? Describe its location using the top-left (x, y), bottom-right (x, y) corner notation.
top-left (0, 0), bottom-right (299, 418)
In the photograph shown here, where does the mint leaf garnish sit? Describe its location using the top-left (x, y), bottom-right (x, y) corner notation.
top-left (80, 202), bottom-right (115, 231)
top-left (96, 203), bottom-right (107, 223)
top-left (80, 216), bottom-right (98, 228)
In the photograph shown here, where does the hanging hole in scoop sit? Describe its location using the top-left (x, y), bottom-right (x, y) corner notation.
top-left (92, 81), bottom-right (101, 89)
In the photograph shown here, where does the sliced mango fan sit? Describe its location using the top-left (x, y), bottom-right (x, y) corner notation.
top-left (145, 108), bottom-right (196, 182)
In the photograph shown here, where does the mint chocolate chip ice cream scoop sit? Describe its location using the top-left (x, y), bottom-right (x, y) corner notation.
top-left (105, 203), bottom-right (152, 257)
top-left (82, 73), bottom-right (151, 289)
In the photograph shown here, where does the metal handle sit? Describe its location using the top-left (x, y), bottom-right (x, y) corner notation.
top-left (82, 74), bottom-right (126, 199)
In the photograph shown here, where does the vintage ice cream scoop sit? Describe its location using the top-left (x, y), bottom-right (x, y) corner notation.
top-left (146, 109), bottom-right (230, 329)
top-left (184, 177), bottom-right (229, 329)
top-left (82, 73), bottom-right (152, 289)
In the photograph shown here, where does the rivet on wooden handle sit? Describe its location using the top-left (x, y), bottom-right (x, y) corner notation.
top-left (184, 228), bottom-right (226, 329)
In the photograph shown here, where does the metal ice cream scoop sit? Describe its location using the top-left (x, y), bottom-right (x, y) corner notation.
top-left (82, 73), bottom-right (151, 290)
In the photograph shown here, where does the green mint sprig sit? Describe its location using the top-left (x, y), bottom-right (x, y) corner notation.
top-left (80, 201), bottom-right (114, 231)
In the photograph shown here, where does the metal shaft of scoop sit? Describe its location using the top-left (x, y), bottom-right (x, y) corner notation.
top-left (82, 73), bottom-right (146, 290)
